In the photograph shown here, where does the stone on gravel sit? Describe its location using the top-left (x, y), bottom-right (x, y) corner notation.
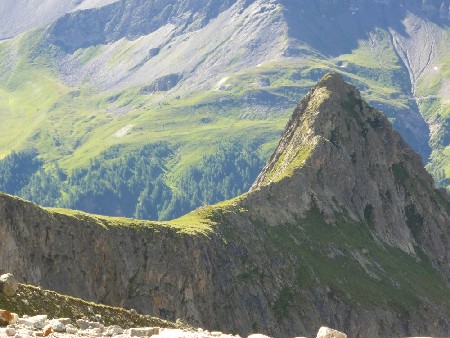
top-left (43, 324), bottom-right (53, 337)
top-left (105, 325), bottom-right (125, 336)
top-left (2, 312), bottom-right (349, 338)
top-left (76, 318), bottom-right (103, 330)
top-left (24, 315), bottom-right (47, 329)
top-left (0, 310), bottom-right (18, 325)
top-left (130, 327), bottom-right (160, 336)
top-left (51, 319), bottom-right (66, 332)
top-left (316, 326), bottom-right (347, 338)
top-left (65, 324), bottom-right (78, 334)
top-left (58, 318), bottom-right (71, 325)
top-left (0, 274), bottom-right (18, 296)
top-left (5, 327), bottom-right (16, 336)
top-left (92, 327), bottom-right (105, 335)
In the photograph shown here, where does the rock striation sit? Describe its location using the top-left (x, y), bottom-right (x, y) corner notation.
top-left (0, 74), bottom-right (449, 337)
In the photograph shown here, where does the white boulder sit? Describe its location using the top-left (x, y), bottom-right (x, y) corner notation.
top-left (316, 326), bottom-right (347, 338)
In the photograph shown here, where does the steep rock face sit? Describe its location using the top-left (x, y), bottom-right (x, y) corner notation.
top-left (1, 74), bottom-right (450, 337)
top-left (280, 0), bottom-right (450, 56)
top-left (46, 0), bottom-right (450, 54)
top-left (250, 73), bottom-right (450, 276)
top-left (47, 0), bottom-right (238, 52)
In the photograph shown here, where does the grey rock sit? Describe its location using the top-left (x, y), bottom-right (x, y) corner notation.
top-left (58, 318), bottom-right (71, 325)
top-left (0, 273), bottom-right (18, 296)
top-left (76, 319), bottom-right (103, 330)
top-left (65, 324), bottom-right (78, 334)
top-left (105, 325), bottom-right (124, 336)
top-left (18, 315), bottom-right (47, 329)
top-left (5, 327), bottom-right (16, 336)
top-left (51, 319), bottom-right (66, 332)
top-left (129, 327), bottom-right (160, 337)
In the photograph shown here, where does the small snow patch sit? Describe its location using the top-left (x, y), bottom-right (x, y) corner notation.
top-left (215, 77), bottom-right (230, 91)
top-left (217, 77), bottom-right (229, 86)
top-left (114, 125), bottom-right (133, 138)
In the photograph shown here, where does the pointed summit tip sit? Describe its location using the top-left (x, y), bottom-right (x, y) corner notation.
top-left (313, 72), bottom-right (361, 102)
top-left (318, 71), bottom-right (346, 85)
top-left (317, 72), bottom-right (352, 90)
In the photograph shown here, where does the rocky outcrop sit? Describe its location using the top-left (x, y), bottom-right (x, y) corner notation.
top-left (0, 74), bottom-right (449, 337)
top-left (140, 74), bottom-right (182, 93)
top-left (250, 73), bottom-right (450, 278)
top-left (0, 310), bottom-right (18, 326)
top-left (0, 274), bottom-right (18, 297)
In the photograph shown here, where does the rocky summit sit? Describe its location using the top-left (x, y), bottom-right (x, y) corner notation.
top-left (250, 73), bottom-right (450, 275)
top-left (0, 74), bottom-right (449, 337)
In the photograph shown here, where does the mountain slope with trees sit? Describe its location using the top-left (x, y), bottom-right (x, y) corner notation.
top-left (0, 0), bottom-right (449, 220)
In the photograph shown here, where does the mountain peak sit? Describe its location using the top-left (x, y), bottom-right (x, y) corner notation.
top-left (248, 73), bottom-right (449, 271)
top-left (316, 71), bottom-right (351, 92)
top-left (251, 72), bottom-right (368, 188)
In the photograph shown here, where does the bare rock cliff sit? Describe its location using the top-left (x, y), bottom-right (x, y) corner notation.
top-left (250, 73), bottom-right (450, 277)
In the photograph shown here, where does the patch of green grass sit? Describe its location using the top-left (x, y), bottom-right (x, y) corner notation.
top-left (363, 204), bottom-right (375, 228)
top-left (265, 142), bottom-right (314, 184)
top-left (272, 287), bottom-right (295, 320)
top-left (336, 29), bottom-right (401, 71)
top-left (259, 206), bottom-right (450, 312)
top-left (47, 205), bottom-right (216, 235)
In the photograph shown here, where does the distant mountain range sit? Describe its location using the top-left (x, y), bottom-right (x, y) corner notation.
top-left (0, 0), bottom-right (449, 220)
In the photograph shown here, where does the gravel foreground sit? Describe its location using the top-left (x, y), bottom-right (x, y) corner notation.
top-left (0, 276), bottom-right (348, 338)
top-left (0, 313), bottom-right (349, 338)
top-left (1, 313), bottom-right (242, 337)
